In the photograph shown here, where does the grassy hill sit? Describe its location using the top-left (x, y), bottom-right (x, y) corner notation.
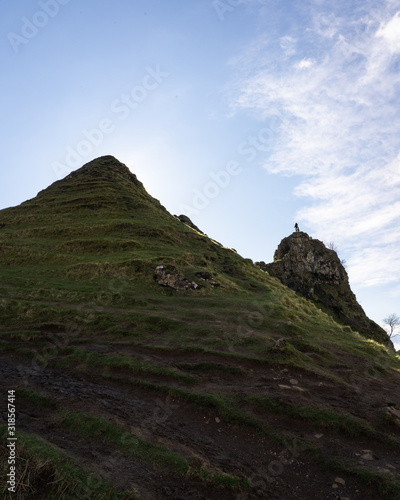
top-left (1, 156), bottom-right (400, 499)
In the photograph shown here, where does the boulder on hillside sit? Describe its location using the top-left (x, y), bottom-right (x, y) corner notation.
top-left (195, 271), bottom-right (220, 287)
top-left (154, 265), bottom-right (200, 291)
top-left (175, 214), bottom-right (204, 234)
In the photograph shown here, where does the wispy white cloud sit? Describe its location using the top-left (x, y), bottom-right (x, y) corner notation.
top-left (229, 2), bottom-right (400, 288)
top-left (280, 35), bottom-right (297, 56)
top-left (347, 246), bottom-right (400, 287)
top-left (310, 12), bottom-right (343, 39)
top-left (376, 11), bottom-right (400, 53)
top-left (296, 58), bottom-right (315, 69)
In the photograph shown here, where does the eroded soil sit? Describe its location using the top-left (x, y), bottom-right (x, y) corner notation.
top-left (1, 342), bottom-right (400, 499)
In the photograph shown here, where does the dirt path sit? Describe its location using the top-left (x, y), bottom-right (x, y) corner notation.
top-left (1, 347), bottom-right (400, 499)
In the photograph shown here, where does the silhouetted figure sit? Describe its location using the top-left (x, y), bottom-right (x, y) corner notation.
top-left (294, 223), bottom-right (299, 232)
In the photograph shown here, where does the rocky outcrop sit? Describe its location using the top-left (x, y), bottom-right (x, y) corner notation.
top-left (154, 265), bottom-right (200, 291)
top-left (195, 271), bottom-right (220, 287)
top-left (258, 232), bottom-right (391, 346)
top-left (175, 214), bottom-right (204, 234)
top-left (154, 266), bottom-right (220, 291)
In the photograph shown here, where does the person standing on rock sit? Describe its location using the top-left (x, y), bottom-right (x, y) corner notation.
top-left (294, 223), bottom-right (300, 232)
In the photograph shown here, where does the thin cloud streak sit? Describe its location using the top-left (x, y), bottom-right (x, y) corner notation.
top-left (230, 2), bottom-right (400, 288)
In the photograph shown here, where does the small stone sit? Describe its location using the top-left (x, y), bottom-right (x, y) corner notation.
top-left (215, 417), bottom-right (221, 423)
top-left (361, 453), bottom-right (374, 461)
top-left (335, 477), bottom-right (346, 486)
top-left (314, 433), bottom-right (324, 439)
top-left (292, 386), bottom-right (306, 392)
top-left (290, 379), bottom-right (298, 385)
top-left (332, 484), bottom-right (339, 489)
top-left (278, 384), bottom-right (292, 390)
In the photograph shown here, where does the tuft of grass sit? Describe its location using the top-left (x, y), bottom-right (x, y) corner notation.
top-left (59, 347), bottom-right (196, 383)
top-left (175, 361), bottom-right (245, 375)
top-left (321, 456), bottom-right (400, 500)
top-left (59, 410), bottom-right (190, 474)
top-left (0, 426), bottom-right (135, 499)
top-left (263, 341), bottom-right (317, 370)
top-left (248, 396), bottom-right (399, 444)
top-left (199, 468), bottom-right (251, 489)
top-left (59, 410), bottom-right (249, 490)
top-left (16, 388), bottom-right (58, 409)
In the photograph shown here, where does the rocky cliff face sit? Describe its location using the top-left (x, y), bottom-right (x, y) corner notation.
top-left (257, 231), bottom-right (391, 346)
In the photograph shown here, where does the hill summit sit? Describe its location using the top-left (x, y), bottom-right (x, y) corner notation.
top-left (257, 231), bottom-right (390, 346)
top-left (1, 156), bottom-right (400, 499)
top-left (0, 155), bottom-right (268, 295)
top-left (34, 155), bottom-right (162, 213)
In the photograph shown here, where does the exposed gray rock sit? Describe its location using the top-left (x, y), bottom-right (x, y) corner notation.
top-left (154, 265), bottom-right (200, 291)
top-left (195, 271), bottom-right (220, 287)
top-left (175, 214), bottom-right (204, 234)
top-left (258, 231), bottom-right (391, 346)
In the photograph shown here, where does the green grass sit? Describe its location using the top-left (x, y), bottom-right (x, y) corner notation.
top-left (59, 410), bottom-right (189, 474)
top-left (321, 456), bottom-right (400, 500)
top-left (175, 361), bottom-right (245, 375)
top-left (0, 425), bottom-right (135, 499)
top-left (59, 410), bottom-right (249, 490)
top-left (16, 388), bottom-right (59, 409)
top-left (1, 156), bottom-right (400, 497)
top-left (97, 373), bottom-right (287, 446)
top-left (56, 347), bottom-right (196, 383)
top-left (248, 396), bottom-right (399, 445)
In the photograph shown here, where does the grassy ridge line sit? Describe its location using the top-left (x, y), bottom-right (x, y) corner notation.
top-left (58, 347), bottom-right (196, 383)
top-left (248, 396), bottom-right (400, 446)
top-left (175, 361), bottom-right (246, 375)
top-left (1, 290), bottom-right (398, 376)
top-left (1, 260), bottom-right (399, 377)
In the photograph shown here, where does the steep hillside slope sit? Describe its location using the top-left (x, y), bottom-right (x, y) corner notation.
top-left (0, 156), bottom-right (400, 499)
top-left (257, 231), bottom-right (390, 346)
top-left (0, 155), bottom-right (264, 295)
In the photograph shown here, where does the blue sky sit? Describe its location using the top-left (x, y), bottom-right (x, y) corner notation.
top-left (1, 0), bottom-right (400, 348)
